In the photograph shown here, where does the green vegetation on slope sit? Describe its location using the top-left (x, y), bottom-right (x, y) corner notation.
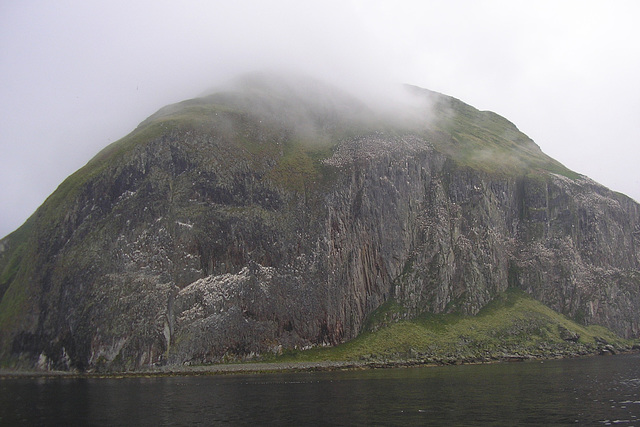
top-left (271, 288), bottom-right (632, 364)
top-left (0, 218), bottom-right (37, 333)
top-left (412, 88), bottom-right (581, 179)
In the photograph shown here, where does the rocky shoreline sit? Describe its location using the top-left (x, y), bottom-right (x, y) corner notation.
top-left (1, 345), bottom-right (636, 379)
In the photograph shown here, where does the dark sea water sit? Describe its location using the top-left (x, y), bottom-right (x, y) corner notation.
top-left (2, 353), bottom-right (640, 426)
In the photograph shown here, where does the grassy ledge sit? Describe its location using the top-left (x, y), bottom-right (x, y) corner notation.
top-left (268, 288), bottom-right (634, 365)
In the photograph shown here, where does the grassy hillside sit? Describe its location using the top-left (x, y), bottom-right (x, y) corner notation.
top-left (410, 88), bottom-right (581, 179)
top-left (269, 288), bottom-right (632, 365)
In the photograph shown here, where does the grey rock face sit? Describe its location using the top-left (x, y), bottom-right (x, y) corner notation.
top-left (0, 78), bottom-right (638, 370)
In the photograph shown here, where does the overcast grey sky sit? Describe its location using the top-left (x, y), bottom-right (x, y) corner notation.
top-left (1, 1), bottom-right (639, 238)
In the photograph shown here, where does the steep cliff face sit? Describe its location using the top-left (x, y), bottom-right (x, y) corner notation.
top-left (1, 75), bottom-right (638, 370)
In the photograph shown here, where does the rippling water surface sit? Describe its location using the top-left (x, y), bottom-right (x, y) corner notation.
top-left (2, 353), bottom-right (640, 425)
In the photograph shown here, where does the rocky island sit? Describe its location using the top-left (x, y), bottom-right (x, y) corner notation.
top-left (1, 73), bottom-right (638, 372)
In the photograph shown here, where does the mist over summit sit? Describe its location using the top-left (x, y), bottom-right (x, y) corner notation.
top-left (0, 74), bottom-right (638, 371)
